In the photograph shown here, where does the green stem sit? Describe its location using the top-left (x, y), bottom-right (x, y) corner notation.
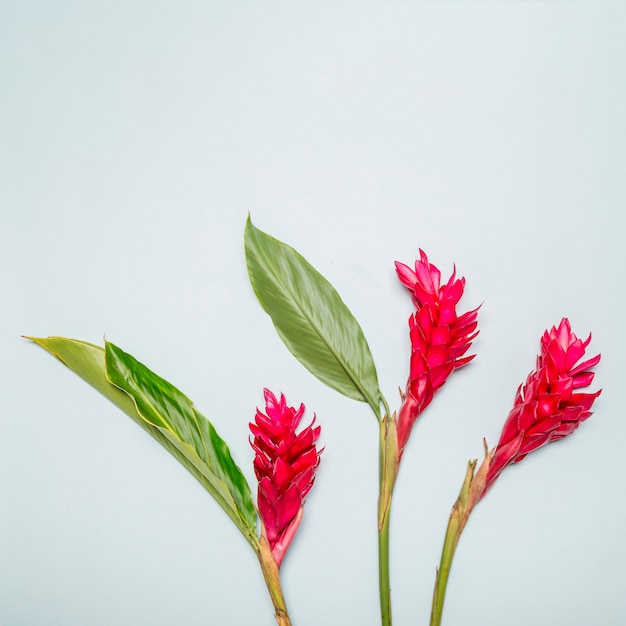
top-left (429, 461), bottom-right (477, 626)
top-left (429, 508), bottom-right (461, 626)
top-left (257, 536), bottom-right (292, 626)
top-left (378, 416), bottom-right (399, 626)
top-left (378, 491), bottom-right (393, 625)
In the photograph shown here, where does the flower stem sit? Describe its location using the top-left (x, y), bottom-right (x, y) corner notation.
top-left (430, 455), bottom-right (490, 626)
top-left (257, 536), bottom-right (292, 626)
top-left (378, 494), bottom-right (392, 625)
top-left (378, 416), bottom-right (399, 626)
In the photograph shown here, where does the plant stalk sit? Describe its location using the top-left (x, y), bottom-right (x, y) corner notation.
top-left (430, 454), bottom-right (490, 626)
top-left (378, 493), bottom-right (392, 625)
top-left (378, 415), bottom-right (399, 626)
top-left (257, 536), bottom-right (292, 626)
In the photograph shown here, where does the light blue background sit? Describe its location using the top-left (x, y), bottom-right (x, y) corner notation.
top-left (2, 2), bottom-right (624, 625)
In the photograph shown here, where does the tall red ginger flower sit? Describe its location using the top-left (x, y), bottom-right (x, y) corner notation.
top-left (395, 250), bottom-right (479, 456)
top-left (250, 389), bottom-right (321, 568)
top-left (483, 318), bottom-right (601, 494)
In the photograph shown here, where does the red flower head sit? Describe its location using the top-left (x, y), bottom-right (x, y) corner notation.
top-left (395, 250), bottom-right (479, 456)
top-left (250, 389), bottom-right (321, 568)
top-left (484, 318), bottom-right (601, 494)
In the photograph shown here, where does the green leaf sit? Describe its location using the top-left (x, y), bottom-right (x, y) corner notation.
top-left (28, 336), bottom-right (258, 547)
top-left (245, 216), bottom-right (382, 419)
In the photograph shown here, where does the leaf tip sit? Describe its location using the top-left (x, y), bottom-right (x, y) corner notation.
top-left (23, 335), bottom-right (46, 347)
top-left (244, 213), bottom-right (259, 239)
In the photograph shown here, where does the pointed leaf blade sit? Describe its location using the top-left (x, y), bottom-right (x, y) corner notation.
top-left (105, 341), bottom-right (257, 532)
top-left (245, 217), bottom-right (381, 418)
top-left (29, 336), bottom-right (258, 545)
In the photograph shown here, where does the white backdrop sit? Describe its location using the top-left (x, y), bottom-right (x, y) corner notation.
top-left (2, 2), bottom-right (625, 625)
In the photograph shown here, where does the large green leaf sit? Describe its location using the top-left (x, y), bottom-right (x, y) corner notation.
top-left (29, 336), bottom-right (258, 547)
top-left (245, 216), bottom-right (382, 419)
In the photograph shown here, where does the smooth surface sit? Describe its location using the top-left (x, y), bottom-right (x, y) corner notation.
top-left (2, 2), bottom-right (625, 625)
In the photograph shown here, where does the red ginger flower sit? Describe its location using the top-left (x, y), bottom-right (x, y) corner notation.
top-left (395, 250), bottom-right (479, 456)
top-left (250, 389), bottom-right (321, 568)
top-left (484, 318), bottom-right (601, 494)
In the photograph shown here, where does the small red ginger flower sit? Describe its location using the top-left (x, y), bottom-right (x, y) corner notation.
top-left (395, 250), bottom-right (479, 456)
top-left (250, 389), bottom-right (321, 568)
top-left (484, 318), bottom-right (601, 494)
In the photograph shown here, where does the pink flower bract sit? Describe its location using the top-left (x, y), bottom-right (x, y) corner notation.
top-left (250, 389), bottom-right (321, 567)
top-left (484, 318), bottom-right (601, 494)
top-left (395, 250), bottom-right (479, 456)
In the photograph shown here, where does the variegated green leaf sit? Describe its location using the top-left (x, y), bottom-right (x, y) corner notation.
top-left (29, 336), bottom-right (258, 547)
